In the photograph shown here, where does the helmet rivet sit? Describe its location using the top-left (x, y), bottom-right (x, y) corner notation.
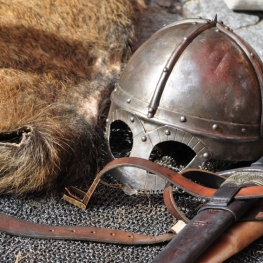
top-left (203, 152), bottom-right (210, 159)
top-left (127, 98), bottom-right (131, 103)
top-left (148, 107), bottom-right (154, 113)
top-left (215, 29), bottom-right (219, 32)
top-left (114, 88), bottom-right (117, 92)
top-left (163, 67), bottom-right (169, 72)
top-left (250, 53), bottom-right (254, 58)
top-left (183, 37), bottom-right (188, 41)
top-left (165, 130), bottom-right (171, 135)
top-left (180, 116), bottom-right (186, 122)
top-left (130, 117), bottom-right (134, 123)
top-left (106, 118), bottom-right (109, 123)
top-left (141, 136), bottom-right (147, 142)
top-left (212, 124), bottom-right (218, 130)
top-left (241, 128), bottom-right (246, 133)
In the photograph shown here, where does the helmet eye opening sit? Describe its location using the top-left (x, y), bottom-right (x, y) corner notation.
top-left (109, 120), bottom-right (133, 158)
top-left (149, 141), bottom-right (196, 172)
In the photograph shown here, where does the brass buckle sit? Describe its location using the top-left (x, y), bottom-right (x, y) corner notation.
top-left (63, 176), bottom-right (101, 210)
top-left (63, 186), bottom-right (88, 210)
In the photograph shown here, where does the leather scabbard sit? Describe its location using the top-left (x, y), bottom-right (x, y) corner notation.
top-left (196, 220), bottom-right (263, 263)
top-left (151, 198), bottom-right (256, 263)
top-left (196, 199), bottom-right (263, 263)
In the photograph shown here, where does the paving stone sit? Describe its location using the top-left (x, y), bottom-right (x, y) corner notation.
top-left (182, 0), bottom-right (260, 30)
top-left (236, 20), bottom-right (263, 60)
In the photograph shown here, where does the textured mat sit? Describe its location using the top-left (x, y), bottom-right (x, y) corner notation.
top-left (1, 175), bottom-right (263, 263)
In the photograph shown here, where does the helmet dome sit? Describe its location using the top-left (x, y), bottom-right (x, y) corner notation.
top-left (106, 16), bottom-right (263, 192)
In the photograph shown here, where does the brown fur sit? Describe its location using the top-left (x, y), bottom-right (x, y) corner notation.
top-left (0, 0), bottom-right (145, 195)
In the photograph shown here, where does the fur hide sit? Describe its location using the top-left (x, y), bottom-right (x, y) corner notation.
top-left (0, 0), bottom-right (145, 195)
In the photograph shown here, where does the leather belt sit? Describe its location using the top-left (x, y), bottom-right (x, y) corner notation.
top-left (0, 212), bottom-right (174, 244)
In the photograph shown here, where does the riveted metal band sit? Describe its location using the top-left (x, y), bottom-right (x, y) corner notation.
top-left (106, 106), bottom-right (209, 191)
top-left (112, 84), bottom-right (260, 141)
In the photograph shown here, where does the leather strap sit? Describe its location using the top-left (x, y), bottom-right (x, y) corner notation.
top-left (0, 212), bottom-right (174, 244)
top-left (64, 157), bottom-right (263, 210)
top-left (163, 169), bottom-right (226, 222)
top-left (163, 183), bottom-right (190, 223)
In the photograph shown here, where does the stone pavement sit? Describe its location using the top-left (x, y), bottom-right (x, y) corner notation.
top-left (137, 0), bottom-right (263, 59)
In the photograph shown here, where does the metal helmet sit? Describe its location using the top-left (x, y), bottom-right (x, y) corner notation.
top-left (105, 16), bottom-right (263, 193)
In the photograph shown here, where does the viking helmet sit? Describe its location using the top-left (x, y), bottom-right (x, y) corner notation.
top-left (105, 16), bottom-right (263, 192)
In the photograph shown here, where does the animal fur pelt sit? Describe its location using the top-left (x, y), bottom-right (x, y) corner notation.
top-left (0, 0), bottom-right (145, 195)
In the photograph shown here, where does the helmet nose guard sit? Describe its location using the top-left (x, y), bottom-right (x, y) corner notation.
top-left (105, 16), bottom-right (263, 193)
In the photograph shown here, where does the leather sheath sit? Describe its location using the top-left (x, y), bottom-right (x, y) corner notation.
top-left (196, 200), bottom-right (263, 263)
top-left (151, 198), bottom-right (256, 263)
top-left (196, 220), bottom-right (263, 263)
